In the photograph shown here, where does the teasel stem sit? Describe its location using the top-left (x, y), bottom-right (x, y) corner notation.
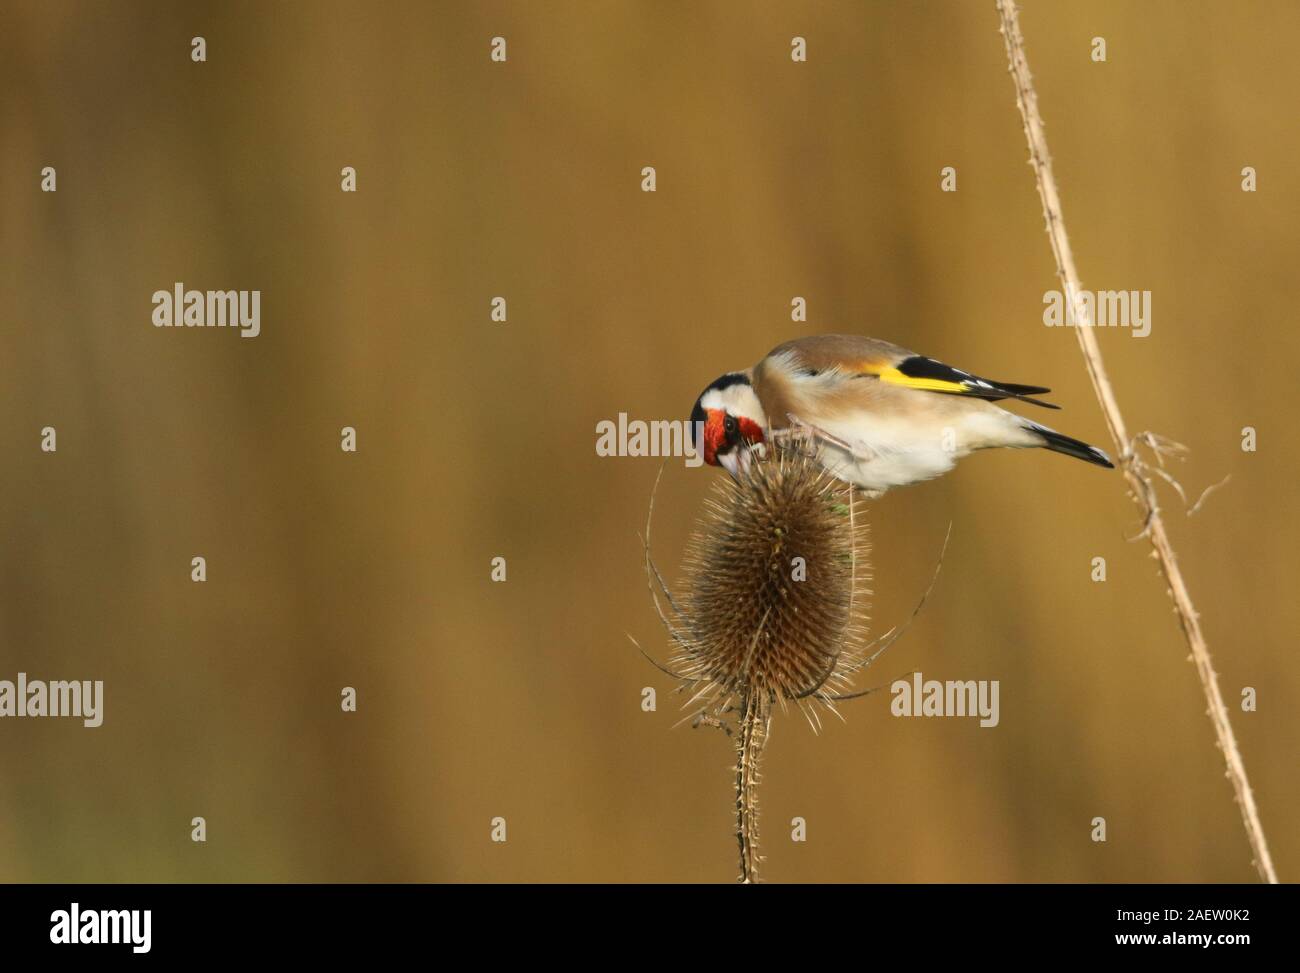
top-left (735, 688), bottom-right (769, 884)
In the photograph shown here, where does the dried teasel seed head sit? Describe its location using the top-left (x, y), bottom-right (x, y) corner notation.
top-left (675, 442), bottom-right (871, 706)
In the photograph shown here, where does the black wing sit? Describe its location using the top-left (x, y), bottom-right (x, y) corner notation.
top-left (893, 356), bottom-right (1060, 410)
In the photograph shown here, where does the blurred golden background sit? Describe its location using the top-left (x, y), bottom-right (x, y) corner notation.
top-left (1, 0), bottom-right (1296, 882)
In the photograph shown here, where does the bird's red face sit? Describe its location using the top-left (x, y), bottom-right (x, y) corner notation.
top-left (699, 410), bottom-right (766, 469)
top-left (690, 374), bottom-right (768, 479)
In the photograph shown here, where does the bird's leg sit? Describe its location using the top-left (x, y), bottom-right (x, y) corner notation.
top-left (767, 426), bottom-right (810, 456)
top-left (783, 413), bottom-right (854, 453)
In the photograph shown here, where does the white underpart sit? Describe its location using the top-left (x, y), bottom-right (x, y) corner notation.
top-left (806, 404), bottom-right (1036, 496)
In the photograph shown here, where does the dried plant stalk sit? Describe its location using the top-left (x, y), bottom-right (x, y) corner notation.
top-left (994, 0), bottom-right (1277, 883)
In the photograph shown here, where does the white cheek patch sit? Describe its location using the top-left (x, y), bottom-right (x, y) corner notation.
top-left (698, 383), bottom-right (767, 429)
top-left (698, 389), bottom-right (728, 412)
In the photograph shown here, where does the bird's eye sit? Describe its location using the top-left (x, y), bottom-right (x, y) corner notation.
top-left (724, 414), bottom-right (739, 441)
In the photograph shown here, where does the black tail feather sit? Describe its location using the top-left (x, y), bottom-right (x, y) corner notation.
top-left (996, 381), bottom-right (1051, 396)
top-left (1000, 391), bottom-right (1060, 410)
top-left (992, 381), bottom-right (1059, 409)
top-left (1028, 422), bottom-right (1115, 468)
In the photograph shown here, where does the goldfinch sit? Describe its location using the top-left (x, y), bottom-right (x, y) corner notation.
top-left (690, 335), bottom-right (1114, 496)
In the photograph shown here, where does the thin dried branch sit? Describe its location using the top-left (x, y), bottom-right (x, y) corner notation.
top-left (995, 0), bottom-right (1277, 883)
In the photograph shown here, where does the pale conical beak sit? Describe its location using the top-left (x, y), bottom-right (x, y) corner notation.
top-left (718, 446), bottom-right (754, 481)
